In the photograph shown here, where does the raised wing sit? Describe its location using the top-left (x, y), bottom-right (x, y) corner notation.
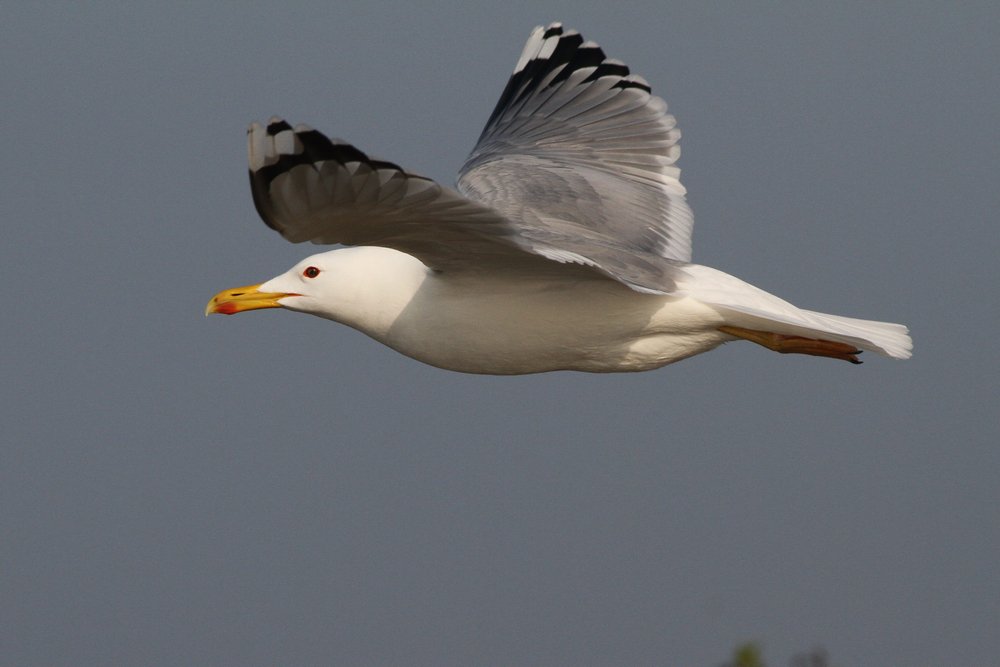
top-left (247, 23), bottom-right (693, 294)
top-left (248, 118), bottom-right (519, 270)
top-left (457, 23), bottom-right (693, 288)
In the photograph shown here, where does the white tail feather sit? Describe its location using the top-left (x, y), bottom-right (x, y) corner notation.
top-left (678, 265), bottom-right (913, 359)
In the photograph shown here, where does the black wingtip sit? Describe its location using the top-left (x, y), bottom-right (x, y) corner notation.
top-left (265, 119), bottom-right (293, 135)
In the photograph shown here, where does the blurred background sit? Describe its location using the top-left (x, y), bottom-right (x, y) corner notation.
top-left (2, 2), bottom-right (997, 665)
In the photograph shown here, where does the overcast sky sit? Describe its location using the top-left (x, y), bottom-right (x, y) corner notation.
top-left (2, 2), bottom-right (998, 665)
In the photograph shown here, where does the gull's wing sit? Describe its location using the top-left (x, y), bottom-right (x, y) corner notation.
top-left (456, 23), bottom-right (694, 291)
top-left (248, 119), bottom-right (521, 271)
top-left (248, 24), bottom-right (692, 293)
top-left (248, 118), bottom-right (673, 290)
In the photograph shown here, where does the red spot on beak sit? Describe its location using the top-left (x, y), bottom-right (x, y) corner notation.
top-left (215, 301), bottom-right (239, 315)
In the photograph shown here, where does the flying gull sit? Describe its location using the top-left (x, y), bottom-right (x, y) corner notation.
top-left (207, 23), bottom-right (912, 374)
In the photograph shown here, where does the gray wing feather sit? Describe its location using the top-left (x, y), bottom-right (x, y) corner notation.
top-left (248, 24), bottom-right (693, 294)
top-left (457, 23), bottom-right (694, 292)
top-left (248, 118), bottom-right (520, 271)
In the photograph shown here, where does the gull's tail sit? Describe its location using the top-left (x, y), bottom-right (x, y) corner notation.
top-left (678, 264), bottom-right (913, 360)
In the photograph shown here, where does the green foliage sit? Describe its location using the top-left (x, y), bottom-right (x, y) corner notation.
top-left (718, 642), bottom-right (832, 667)
top-left (730, 642), bottom-right (766, 667)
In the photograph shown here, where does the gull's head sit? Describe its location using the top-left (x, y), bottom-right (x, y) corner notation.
top-left (206, 250), bottom-right (346, 319)
top-left (206, 246), bottom-right (429, 328)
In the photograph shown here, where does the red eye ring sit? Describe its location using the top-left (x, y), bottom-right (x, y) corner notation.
top-left (303, 266), bottom-right (320, 278)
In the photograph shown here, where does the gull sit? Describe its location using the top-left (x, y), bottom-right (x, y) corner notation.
top-left (207, 23), bottom-right (911, 374)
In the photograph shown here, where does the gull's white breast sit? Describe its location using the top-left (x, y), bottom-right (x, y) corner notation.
top-left (330, 249), bottom-right (730, 375)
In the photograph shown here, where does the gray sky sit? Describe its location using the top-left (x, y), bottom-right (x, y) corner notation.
top-left (3, 2), bottom-right (997, 665)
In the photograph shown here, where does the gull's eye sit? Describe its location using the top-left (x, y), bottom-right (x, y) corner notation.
top-left (303, 266), bottom-right (320, 279)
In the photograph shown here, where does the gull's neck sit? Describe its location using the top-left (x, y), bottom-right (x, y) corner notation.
top-left (315, 247), bottom-right (431, 337)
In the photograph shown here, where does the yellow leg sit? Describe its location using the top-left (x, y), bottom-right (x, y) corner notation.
top-left (719, 325), bottom-right (863, 364)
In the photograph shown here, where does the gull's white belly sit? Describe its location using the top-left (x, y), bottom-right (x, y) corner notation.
top-left (378, 273), bottom-right (728, 374)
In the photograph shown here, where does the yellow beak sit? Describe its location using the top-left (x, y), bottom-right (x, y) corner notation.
top-left (205, 283), bottom-right (296, 316)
